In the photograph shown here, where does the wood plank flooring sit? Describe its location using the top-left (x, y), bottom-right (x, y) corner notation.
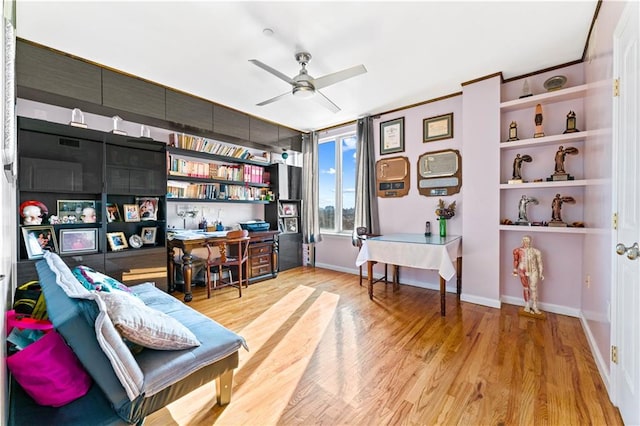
top-left (146, 267), bottom-right (622, 425)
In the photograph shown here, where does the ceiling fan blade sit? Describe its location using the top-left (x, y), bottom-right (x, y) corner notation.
top-left (249, 59), bottom-right (295, 85)
top-left (256, 91), bottom-right (291, 106)
top-left (313, 90), bottom-right (340, 113)
top-left (313, 64), bottom-right (367, 90)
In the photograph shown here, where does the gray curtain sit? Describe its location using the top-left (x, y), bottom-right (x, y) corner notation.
top-left (352, 116), bottom-right (379, 245)
top-left (301, 132), bottom-right (322, 250)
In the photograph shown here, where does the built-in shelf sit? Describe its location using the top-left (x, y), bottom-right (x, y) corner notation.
top-left (499, 225), bottom-right (588, 234)
top-left (499, 130), bottom-right (591, 149)
top-left (499, 179), bottom-right (588, 189)
top-left (500, 84), bottom-right (588, 112)
top-left (167, 146), bottom-right (272, 167)
top-left (166, 198), bottom-right (269, 204)
top-left (168, 175), bottom-right (269, 188)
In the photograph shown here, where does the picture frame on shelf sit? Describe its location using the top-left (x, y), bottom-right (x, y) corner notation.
top-left (380, 117), bottom-right (404, 155)
top-left (123, 204), bottom-right (140, 222)
top-left (57, 200), bottom-right (96, 223)
top-left (106, 232), bottom-right (128, 251)
top-left (59, 228), bottom-right (98, 255)
top-left (22, 225), bottom-right (58, 259)
top-left (140, 226), bottom-right (157, 245)
top-left (284, 217), bottom-right (298, 233)
top-left (423, 113), bottom-right (454, 143)
top-left (136, 196), bottom-right (159, 221)
top-left (106, 203), bottom-right (122, 223)
top-left (280, 202), bottom-right (297, 217)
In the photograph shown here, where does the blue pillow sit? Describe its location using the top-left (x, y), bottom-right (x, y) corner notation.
top-left (72, 266), bottom-right (132, 294)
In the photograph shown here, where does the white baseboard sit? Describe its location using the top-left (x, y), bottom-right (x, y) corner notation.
top-left (579, 312), bottom-right (612, 396)
top-left (460, 294), bottom-right (501, 309)
top-left (500, 295), bottom-right (581, 318)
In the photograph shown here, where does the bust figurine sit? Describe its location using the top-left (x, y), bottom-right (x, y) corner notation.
top-left (20, 200), bottom-right (48, 226)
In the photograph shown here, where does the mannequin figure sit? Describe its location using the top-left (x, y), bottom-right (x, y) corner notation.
top-left (513, 235), bottom-right (544, 314)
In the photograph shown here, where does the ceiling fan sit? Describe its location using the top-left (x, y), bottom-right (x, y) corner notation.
top-left (249, 52), bottom-right (367, 113)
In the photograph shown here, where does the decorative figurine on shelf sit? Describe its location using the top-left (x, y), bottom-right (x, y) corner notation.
top-left (510, 153), bottom-right (533, 183)
top-left (563, 110), bottom-right (580, 133)
top-left (20, 200), bottom-right (48, 225)
top-left (516, 195), bottom-right (538, 225)
top-left (81, 207), bottom-right (97, 223)
top-left (519, 79), bottom-right (533, 98)
top-left (548, 145), bottom-right (579, 181)
top-left (513, 235), bottom-right (544, 316)
top-left (533, 103), bottom-right (545, 138)
top-left (435, 199), bottom-right (456, 237)
top-left (425, 221), bottom-right (431, 236)
top-left (507, 121), bottom-right (519, 142)
top-left (550, 193), bottom-right (576, 227)
top-left (111, 116), bottom-right (127, 135)
top-left (70, 108), bottom-right (87, 128)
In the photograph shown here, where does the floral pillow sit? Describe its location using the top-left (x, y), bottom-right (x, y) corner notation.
top-left (72, 265), bottom-right (132, 293)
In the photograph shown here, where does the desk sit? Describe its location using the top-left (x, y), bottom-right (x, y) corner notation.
top-left (355, 233), bottom-right (462, 316)
top-left (167, 230), bottom-right (279, 302)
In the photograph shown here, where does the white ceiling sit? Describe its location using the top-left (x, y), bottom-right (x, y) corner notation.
top-left (16, 1), bottom-right (598, 133)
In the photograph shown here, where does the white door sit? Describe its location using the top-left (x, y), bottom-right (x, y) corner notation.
top-left (612, 2), bottom-right (640, 424)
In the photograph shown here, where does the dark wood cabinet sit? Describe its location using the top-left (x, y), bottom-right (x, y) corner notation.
top-left (166, 89), bottom-right (214, 131)
top-left (102, 69), bottom-right (166, 120)
top-left (247, 231), bottom-right (279, 283)
top-left (16, 117), bottom-right (168, 289)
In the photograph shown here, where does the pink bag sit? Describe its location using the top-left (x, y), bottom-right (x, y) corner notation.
top-left (6, 330), bottom-right (92, 406)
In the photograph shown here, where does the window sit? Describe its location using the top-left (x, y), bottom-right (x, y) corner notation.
top-left (318, 129), bottom-right (357, 233)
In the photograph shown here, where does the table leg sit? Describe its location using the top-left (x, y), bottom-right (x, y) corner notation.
top-left (440, 276), bottom-right (446, 316)
top-left (456, 256), bottom-right (462, 296)
top-left (167, 247), bottom-right (175, 293)
top-left (393, 265), bottom-right (400, 292)
top-left (368, 261), bottom-right (374, 300)
top-left (182, 249), bottom-right (194, 303)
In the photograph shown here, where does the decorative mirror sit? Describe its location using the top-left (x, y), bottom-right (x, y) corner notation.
top-left (417, 149), bottom-right (462, 196)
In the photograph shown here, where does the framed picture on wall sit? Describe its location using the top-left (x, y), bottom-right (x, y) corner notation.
top-left (380, 117), bottom-right (405, 155)
top-left (423, 113), bottom-right (454, 143)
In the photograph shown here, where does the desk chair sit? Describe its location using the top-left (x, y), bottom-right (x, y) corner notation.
top-left (205, 229), bottom-right (251, 298)
top-left (356, 227), bottom-right (398, 287)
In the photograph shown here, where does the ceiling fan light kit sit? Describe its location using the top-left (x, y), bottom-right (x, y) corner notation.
top-left (250, 51), bottom-right (366, 113)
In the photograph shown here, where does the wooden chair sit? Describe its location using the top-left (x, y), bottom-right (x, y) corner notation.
top-left (355, 226), bottom-right (391, 286)
top-left (205, 229), bottom-right (251, 298)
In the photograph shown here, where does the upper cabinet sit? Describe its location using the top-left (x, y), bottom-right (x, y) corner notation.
top-left (16, 41), bottom-right (102, 105)
top-left (16, 40), bottom-right (304, 152)
top-left (102, 70), bottom-right (166, 120)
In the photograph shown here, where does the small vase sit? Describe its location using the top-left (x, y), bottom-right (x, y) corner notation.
top-left (439, 217), bottom-right (447, 237)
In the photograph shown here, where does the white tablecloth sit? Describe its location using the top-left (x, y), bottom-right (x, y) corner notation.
top-left (355, 235), bottom-right (461, 280)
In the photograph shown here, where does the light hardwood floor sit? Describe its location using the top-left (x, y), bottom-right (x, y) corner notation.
top-left (146, 267), bottom-right (623, 425)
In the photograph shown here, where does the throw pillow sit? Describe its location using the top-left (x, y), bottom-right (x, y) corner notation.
top-left (72, 265), bottom-right (132, 293)
top-left (96, 291), bottom-right (200, 350)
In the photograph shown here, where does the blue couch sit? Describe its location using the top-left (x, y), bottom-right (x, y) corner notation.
top-left (10, 253), bottom-right (246, 425)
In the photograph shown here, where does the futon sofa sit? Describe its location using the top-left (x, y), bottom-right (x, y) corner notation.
top-left (11, 252), bottom-right (247, 425)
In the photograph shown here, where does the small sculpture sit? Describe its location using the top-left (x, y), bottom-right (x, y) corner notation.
top-left (513, 235), bottom-right (544, 314)
top-left (510, 153), bottom-right (533, 183)
top-left (519, 79), bottom-right (533, 98)
top-left (81, 207), bottom-right (97, 223)
top-left (507, 121), bottom-right (519, 141)
top-left (550, 193), bottom-right (576, 227)
top-left (19, 200), bottom-right (48, 225)
top-left (516, 195), bottom-right (538, 225)
top-left (534, 104), bottom-right (544, 138)
top-left (563, 111), bottom-right (579, 133)
top-left (549, 145), bottom-right (579, 181)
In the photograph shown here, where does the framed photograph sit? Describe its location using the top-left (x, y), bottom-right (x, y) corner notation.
top-left (22, 225), bottom-right (58, 259)
top-left (106, 203), bottom-right (122, 223)
top-left (59, 228), bottom-right (98, 255)
top-left (140, 226), bottom-right (157, 245)
top-left (123, 204), bottom-right (140, 222)
top-left (106, 232), bottom-right (128, 251)
top-left (423, 113), bottom-right (454, 143)
top-left (380, 117), bottom-right (404, 155)
top-left (136, 197), bottom-right (159, 221)
top-left (283, 217), bottom-right (298, 234)
top-left (280, 202), bottom-right (297, 217)
top-left (57, 200), bottom-right (97, 223)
